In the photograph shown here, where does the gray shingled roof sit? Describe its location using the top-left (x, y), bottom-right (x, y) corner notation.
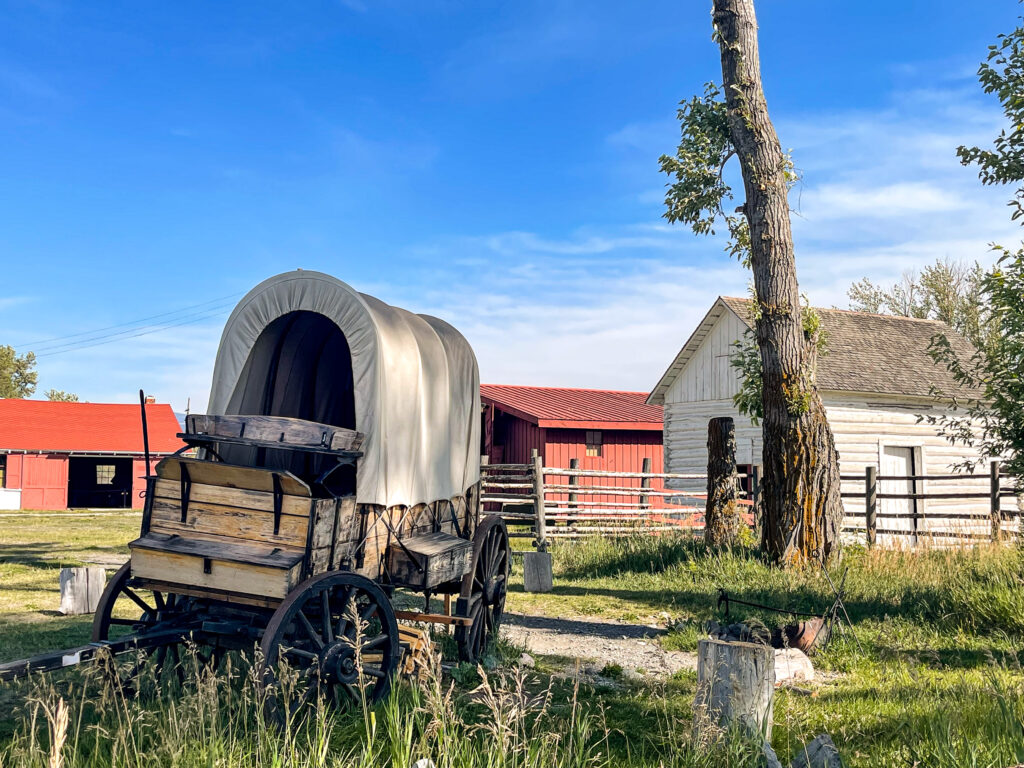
top-left (719, 296), bottom-right (977, 399)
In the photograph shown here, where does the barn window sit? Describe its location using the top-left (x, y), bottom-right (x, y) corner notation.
top-left (585, 431), bottom-right (602, 457)
top-left (95, 464), bottom-right (116, 485)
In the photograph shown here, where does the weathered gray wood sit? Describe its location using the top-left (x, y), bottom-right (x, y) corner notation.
top-left (694, 638), bottom-right (774, 737)
top-left (531, 450), bottom-right (548, 551)
top-left (185, 414), bottom-right (363, 451)
top-left (386, 532), bottom-right (473, 589)
top-left (58, 567), bottom-right (107, 615)
top-left (991, 460), bottom-right (1002, 542)
top-left (523, 551), bottom-right (553, 593)
top-left (789, 734), bottom-right (844, 768)
top-left (130, 532), bottom-right (304, 569)
top-left (156, 457), bottom-right (311, 496)
top-left (865, 465), bottom-right (878, 546)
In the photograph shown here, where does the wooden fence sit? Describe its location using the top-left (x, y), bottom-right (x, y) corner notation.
top-left (480, 451), bottom-right (755, 546)
top-left (839, 460), bottom-right (1021, 545)
top-left (483, 453), bottom-right (1021, 549)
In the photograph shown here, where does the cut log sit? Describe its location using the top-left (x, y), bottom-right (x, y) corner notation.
top-left (522, 551), bottom-right (553, 593)
top-left (58, 567), bottom-right (107, 615)
top-left (694, 637), bottom-right (774, 737)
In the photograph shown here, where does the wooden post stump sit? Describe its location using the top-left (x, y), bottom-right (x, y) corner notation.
top-left (58, 567), bottom-right (107, 615)
top-left (523, 551), bottom-right (553, 593)
top-left (705, 417), bottom-right (741, 547)
top-left (694, 638), bottom-right (775, 738)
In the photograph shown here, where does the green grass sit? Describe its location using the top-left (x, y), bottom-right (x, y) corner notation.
top-left (2, 514), bottom-right (1024, 766)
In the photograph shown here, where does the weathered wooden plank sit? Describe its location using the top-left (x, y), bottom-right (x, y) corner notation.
top-left (185, 414), bottom-right (364, 451)
top-left (387, 532), bottom-right (472, 589)
top-left (130, 548), bottom-right (301, 600)
top-left (155, 457), bottom-right (311, 497)
top-left (130, 532), bottom-right (304, 569)
top-left (150, 498), bottom-right (311, 548)
top-left (152, 478), bottom-right (312, 517)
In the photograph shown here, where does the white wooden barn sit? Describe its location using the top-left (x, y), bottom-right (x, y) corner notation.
top-left (647, 296), bottom-right (988, 543)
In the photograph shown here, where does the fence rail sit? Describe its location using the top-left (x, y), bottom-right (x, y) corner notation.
top-left (480, 451), bottom-right (756, 545)
top-left (482, 452), bottom-right (1021, 549)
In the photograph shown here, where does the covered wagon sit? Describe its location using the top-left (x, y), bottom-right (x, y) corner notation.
top-left (2, 271), bottom-right (510, 712)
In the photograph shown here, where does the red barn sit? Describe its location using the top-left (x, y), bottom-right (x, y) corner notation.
top-left (0, 399), bottom-right (183, 510)
top-left (480, 384), bottom-right (663, 473)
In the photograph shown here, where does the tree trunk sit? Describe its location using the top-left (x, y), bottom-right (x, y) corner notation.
top-left (705, 417), bottom-right (742, 547)
top-left (712, 0), bottom-right (843, 566)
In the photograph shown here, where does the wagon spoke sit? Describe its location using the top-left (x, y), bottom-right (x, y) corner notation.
top-left (359, 601), bottom-right (378, 623)
top-left (154, 591), bottom-right (165, 612)
top-left (321, 591), bottom-right (334, 643)
top-left (284, 646), bottom-right (318, 661)
top-left (109, 617), bottom-right (139, 627)
top-left (361, 634), bottom-right (388, 652)
top-left (297, 611), bottom-right (325, 650)
top-left (361, 665), bottom-right (386, 679)
top-left (123, 588), bottom-right (156, 616)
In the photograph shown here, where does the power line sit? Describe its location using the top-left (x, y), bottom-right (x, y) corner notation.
top-left (27, 299), bottom-right (240, 355)
top-left (35, 306), bottom-right (233, 358)
top-left (13, 292), bottom-right (244, 352)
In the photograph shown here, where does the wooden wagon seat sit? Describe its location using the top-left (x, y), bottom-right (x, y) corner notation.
top-left (129, 457), bottom-right (325, 600)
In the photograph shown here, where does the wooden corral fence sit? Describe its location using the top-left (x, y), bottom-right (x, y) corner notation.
top-left (839, 460), bottom-right (1021, 546)
top-left (483, 453), bottom-right (1022, 549)
top-left (480, 450), bottom-right (755, 546)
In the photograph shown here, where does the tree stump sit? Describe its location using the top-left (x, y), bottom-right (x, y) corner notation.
top-left (705, 417), bottom-right (742, 547)
top-left (58, 567), bottom-right (107, 615)
top-left (694, 637), bottom-right (775, 737)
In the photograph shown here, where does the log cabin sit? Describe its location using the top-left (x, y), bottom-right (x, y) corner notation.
top-left (647, 296), bottom-right (990, 543)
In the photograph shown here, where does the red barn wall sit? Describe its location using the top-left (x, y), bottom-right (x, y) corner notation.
top-left (488, 410), bottom-right (545, 465)
top-left (544, 428), bottom-right (664, 507)
top-left (19, 454), bottom-right (69, 509)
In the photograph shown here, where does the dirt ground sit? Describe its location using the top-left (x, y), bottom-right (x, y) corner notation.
top-left (501, 612), bottom-right (696, 678)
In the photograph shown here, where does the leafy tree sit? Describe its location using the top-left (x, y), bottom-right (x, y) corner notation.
top-left (847, 259), bottom-right (995, 351)
top-left (660, 0), bottom-right (843, 566)
top-left (45, 389), bottom-right (79, 402)
top-left (924, 14), bottom-right (1024, 482)
top-left (0, 345), bottom-right (37, 399)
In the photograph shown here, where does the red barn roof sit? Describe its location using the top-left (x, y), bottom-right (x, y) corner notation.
top-left (0, 399), bottom-right (184, 454)
top-left (480, 384), bottom-right (663, 430)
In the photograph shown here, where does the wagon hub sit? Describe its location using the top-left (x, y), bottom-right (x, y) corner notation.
top-left (320, 641), bottom-right (359, 684)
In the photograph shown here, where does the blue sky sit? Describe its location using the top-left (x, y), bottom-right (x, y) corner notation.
top-left (1, 0), bottom-right (1020, 411)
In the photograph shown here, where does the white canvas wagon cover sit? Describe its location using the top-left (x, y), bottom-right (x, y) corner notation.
top-left (206, 270), bottom-right (480, 508)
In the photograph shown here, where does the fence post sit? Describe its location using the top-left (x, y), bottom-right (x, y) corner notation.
top-left (640, 457), bottom-right (652, 509)
top-left (523, 448), bottom-right (553, 593)
top-left (568, 457), bottom-right (579, 506)
top-left (991, 460), bottom-right (1002, 543)
top-left (532, 449), bottom-right (547, 551)
top-left (750, 464), bottom-right (760, 509)
top-left (865, 465), bottom-right (877, 547)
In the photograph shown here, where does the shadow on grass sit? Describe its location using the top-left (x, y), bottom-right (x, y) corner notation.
top-left (0, 541), bottom-right (128, 570)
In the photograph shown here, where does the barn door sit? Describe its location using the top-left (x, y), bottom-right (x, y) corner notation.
top-left (879, 446), bottom-right (918, 546)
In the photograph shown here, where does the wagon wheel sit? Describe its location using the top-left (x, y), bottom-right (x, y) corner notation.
top-left (92, 563), bottom-right (207, 692)
top-left (260, 571), bottom-right (400, 723)
top-left (455, 516), bottom-right (510, 662)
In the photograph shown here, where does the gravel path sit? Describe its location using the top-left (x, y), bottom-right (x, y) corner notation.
top-left (501, 612), bottom-right (697, 678)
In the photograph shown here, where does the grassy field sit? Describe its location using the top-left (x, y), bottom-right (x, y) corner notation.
top-left (1, 510), bottom-right (1024, 767)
